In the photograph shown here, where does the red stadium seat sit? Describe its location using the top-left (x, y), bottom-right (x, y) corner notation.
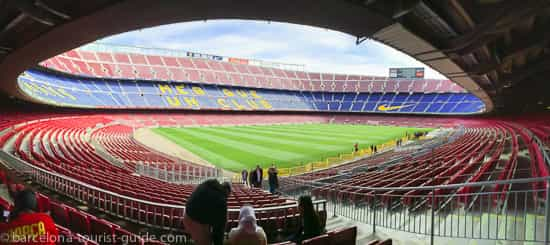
top-left (302, 234), bottom-right (330, 245)
top-left (36, 192), bottom-right (51, 213)
top-left (114, 227), bottom-right (144, 245)
top-left (68, 208), bottom-right (91, 235)
top-left (89, 217), bottom-right (117, 243)
top-left (328, 226), bottom-right (357, 245)
top-left (51, 202), bottom-right (70, 227)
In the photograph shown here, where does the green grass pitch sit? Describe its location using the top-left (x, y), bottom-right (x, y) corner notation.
top-left (152, 124), bottom-right (431, 172)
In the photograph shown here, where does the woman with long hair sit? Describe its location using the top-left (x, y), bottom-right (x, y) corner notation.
top-left (289, 195), bottom-right (323, 243)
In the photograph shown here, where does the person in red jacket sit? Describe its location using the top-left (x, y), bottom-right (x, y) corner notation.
top-left (0, 189), bottom-right (58, 245)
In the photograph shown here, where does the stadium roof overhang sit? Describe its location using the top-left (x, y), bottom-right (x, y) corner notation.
top-left (0, 0), bottom-right (549, 114)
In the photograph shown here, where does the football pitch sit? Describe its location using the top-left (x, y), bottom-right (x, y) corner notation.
top-left (152, 124), bottom-right (431, 172)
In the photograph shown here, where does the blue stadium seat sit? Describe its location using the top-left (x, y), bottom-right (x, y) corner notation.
top-left (426, 102), bottom-right (445, 113)
top-left (420, 94), bottom-right (437, 103)
top-left (440, 102), bottom-right (457, 113)
top-left (393, 94), bottom-right (409, 102)
top-left (363, 102), bottom-right (378, 112)
top-left (448, 93), bottom-right (466, 102)
top-left (19, 69), bottom-right (486, 115)
top-left (414, 102), bottom-right (430, 112)
top-left (343, 93), bottom-right (355, 101)
top-left (351, 102), bottom-right (365, 112)
top-left (340, 102), bottom-right (352, 111)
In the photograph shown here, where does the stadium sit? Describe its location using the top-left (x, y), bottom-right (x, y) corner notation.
top-left (0, 1), bottom-right (549, 245)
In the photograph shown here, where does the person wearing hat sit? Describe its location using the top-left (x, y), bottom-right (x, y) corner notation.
top-left (0, 189), bottom-right (58, 245)
top-left (183, 179), bottom-right (231, 245)
top-left (227, 205), bottom-right (267, 245)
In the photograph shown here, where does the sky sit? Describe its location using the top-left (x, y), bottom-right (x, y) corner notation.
top-left (96, 20), bottom-right (446, 79)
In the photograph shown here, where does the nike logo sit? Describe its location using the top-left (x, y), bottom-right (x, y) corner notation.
top-left (378, 104), bottom-right (414, 111)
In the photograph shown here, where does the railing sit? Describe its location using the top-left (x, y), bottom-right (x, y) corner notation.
top-left (233, 134), bottom-right (419, 182)
top-left (280, 176), bottom-right (550, 244)
top-left (89, 140), bottom-right (128, 170)
top-left (135, 162), bottom-right (223, 184)
top-left (510, 121), bottom-right (550, 169)
top-left (529, 130), bottom-right (550, 167)
top-left (0, 150), bottom-right (326, 232)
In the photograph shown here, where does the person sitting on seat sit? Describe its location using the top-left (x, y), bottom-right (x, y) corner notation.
top-left (289, 195), bottom-right (323, 243)
top-left (227, 205), bottom-right (267, 245)
top-left (183, 179), bottom-right (231, 245)
top-left (0, 189), bottom-right (58, 245)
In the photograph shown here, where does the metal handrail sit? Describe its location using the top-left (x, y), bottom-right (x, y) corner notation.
top-left (532, 132), bottom-right (550, 166)
top-left (135, 163), bottom-right (223, 185)
top-left (283, 169), bottom-right (550, 244)
top-left (286, 175), bottom-right (550, 192)
top-left (0, 150), bottom-right (325, 213)
top-left (509, 121), bottom-right (550, 166)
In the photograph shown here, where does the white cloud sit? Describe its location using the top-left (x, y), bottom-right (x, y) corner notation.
top-left (96, 20), bottom-right (448, 79)
top-left (168, 34), bottom-right (288, 58)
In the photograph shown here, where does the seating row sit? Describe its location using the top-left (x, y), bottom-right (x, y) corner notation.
top-left (41, 48), bottom-right (464, 93)
top-left (19, 69), bottom-right (483, 114)
top-left (308, 123), bottom-right (547, 209)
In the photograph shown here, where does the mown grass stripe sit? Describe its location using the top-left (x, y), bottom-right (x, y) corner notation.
top-left (201, 127), bottom-right (344, 152)
top-left (242, 125), bottom-right (393, 146)
top-left (233, 126), bottom-right (381, 150)
top-left (154, 124), bottom-right (433, 172)
top-left (202, 126), bottom-right (374, 161)
top-left (229, 126), bottom-right (360, 146)
top-left (274, 123), bottom-right (428, 136)
top-left (173, 127), bottom-right (307, 160)
top-left (247, 124), bottom-right (403, 139)
top-left (190, 127), bottom-right (319, 156)
top-left (158, 128), bottom-right (292, 169)
top-left (153, 128), bottom-right (246, 170)
top-left (288, 124), bottom-right (425, 137)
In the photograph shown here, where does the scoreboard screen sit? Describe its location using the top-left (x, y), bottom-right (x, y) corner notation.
top-left (389, 67), bottom-right (424, 79)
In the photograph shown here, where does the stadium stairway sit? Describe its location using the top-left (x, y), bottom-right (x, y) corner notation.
top-left (324, 215), bottom-right (381, 244)
top-left (323, 209), bottom-right (548, 245)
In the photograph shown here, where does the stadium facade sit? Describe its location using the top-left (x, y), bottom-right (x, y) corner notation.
top-left (20, 46), bottom-right (484, 114)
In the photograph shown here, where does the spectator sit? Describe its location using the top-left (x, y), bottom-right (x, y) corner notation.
top-left (0, 189), bottom-right (58, 245)
top-left (289, 195), bottom-right (323, 243)
top-left (241, 169), bottom-right (248, 186)
top-left (268, 164), bottom-right (279, 194)
top-left (254, 165), bottom-right (263, 188)
top-left (183, 179), bottom-right (231, 245)
top-left (227, 205), bottom-right (267, 245)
